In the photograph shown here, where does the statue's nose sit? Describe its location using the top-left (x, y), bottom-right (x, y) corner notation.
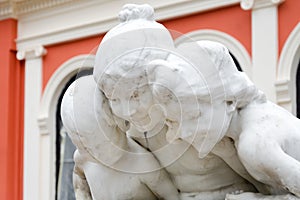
top-left (120, 101), bottom-right (136, 117)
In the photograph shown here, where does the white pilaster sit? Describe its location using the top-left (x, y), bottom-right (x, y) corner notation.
top-left (241, 0), bottom-right (284, 102)
top-left (17, 46), bottom-right (47, 200)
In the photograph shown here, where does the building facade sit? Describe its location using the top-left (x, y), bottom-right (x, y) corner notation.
top-left (0, 0), bottom-right (299, 199)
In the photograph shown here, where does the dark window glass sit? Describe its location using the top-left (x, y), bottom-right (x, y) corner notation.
top-left (229, 52), bottom-right (242, 72)
top-left (55, 68), bottom-right (93, 200)
top-left (296, 60), bottom-right (300, 118)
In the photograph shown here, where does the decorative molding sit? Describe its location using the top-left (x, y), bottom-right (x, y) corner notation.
top-left (16, 45), bottom-right (47, 60)
top-left (274, 79), bottom-right (293, 113)
top-left (275, 79), bottom-right (291, 104)
top-left (0, 0), bottom-right (82, 20)
top-left (16, 0), bottom-right (240, 50)
top-left (174, 29), bottom-right (252, 78)
top-left (16, 0), bottom-right (78, 15)
top-left (240, 0), bottom-right (255, 10)
top-left (23, 46), bottom-right (44, 200)
top-left (154, 0), bottom-right (240, 20)
top-left (37, 116), bottom-right (49, 135)
top-left (277, 22), bottom-right (300, 114)
top-left (17, 17), bottom-right (118, 50)
top-left (277, 23), bottom-right (300, 81)
top-left (37, 54), bottom-right (94, 200)
top-left (240, 0), bottom-right (284, 10)
top-left (0, 1), bottom-right (15, 20)
top-left (38, 54), bottom-right (95, 136)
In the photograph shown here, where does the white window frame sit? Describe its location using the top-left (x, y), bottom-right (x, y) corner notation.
top-left (276, 22), bottom-right (300, 114)
top-left (174, 29), bottom-right (252, 78)
top-left (37, 55), bottom-right (95, 200)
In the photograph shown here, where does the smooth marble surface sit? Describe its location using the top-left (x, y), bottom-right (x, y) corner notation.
top-left (61, 3), bottom-right (300, 200)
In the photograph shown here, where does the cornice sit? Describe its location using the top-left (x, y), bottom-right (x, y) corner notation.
top-left (0, 0), bottom-right (83, 20)
top-left (16, 0), bottom-right (77, 15)
top-left (16, 0), bottom-right (240, 50)
top-left (240, 0), bottom-right (284, 10)
top-left (0, 1), bottom-right (15, 20)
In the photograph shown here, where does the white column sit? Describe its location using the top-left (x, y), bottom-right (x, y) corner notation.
top-left (241, 0), bottom-right (283, 102)
top-left (17, 46), bottom-right (47, 200)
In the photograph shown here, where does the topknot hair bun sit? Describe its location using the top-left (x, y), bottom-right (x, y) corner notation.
top-left (118, 4), bottom-right (154, 22)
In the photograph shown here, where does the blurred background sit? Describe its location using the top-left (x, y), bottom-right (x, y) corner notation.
top-left (0, 0), bottom-right (299, 200)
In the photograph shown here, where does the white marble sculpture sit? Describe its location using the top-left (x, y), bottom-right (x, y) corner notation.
top-left (61, 3), bottom-right (300, 200)
top-left (61, 76), bottom-right (181, 200)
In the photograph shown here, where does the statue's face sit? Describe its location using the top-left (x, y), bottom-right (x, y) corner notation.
top-left (102, 76), bottom-right (162, 132)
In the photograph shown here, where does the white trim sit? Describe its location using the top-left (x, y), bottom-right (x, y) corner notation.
top-left (16, 45), bottom-right (47, 60)
top-left (18, 46), bottom-right (46, 200)
top-left (276, 22), bottom-right (300, 114)
top-left (274, 80), bottom-right (292, 111)
top-left (38, 54), bottom-right (95, 134)
top-left (15, 0), bottom-right (77, 15)
top-left (0, 0), bottom-right (85, 20)
top-left (0, 1), bottom-right (15, 20)
top-left (16, 0), bottom-right (240, 50)
top-left (251, 5), bottom-right (278, 102)
top-left (240, 0), bottom-right (284, 10)
top-left (277, 23), bottom-right (300, 81)
top-left (36, 54), bottom-right (94, 200)
top-left (174, 29), bottom-right (252, 78)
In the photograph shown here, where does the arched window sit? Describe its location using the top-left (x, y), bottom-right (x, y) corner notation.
top-left (55, 69), bottom-right (93, 200)
top-left (174, 29), bottom-right (252, 77)
top-left (277, 23), bottom-right (300, 113)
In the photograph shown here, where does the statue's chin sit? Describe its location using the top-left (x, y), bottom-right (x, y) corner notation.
top-left (126, 125), bottom-right (143, 138)
top-left (130, 115), bottom-right (156, 133)
top-left (127, 114), bottom-right (165, 137)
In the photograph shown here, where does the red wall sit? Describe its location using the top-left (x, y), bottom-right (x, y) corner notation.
top-left (162, 5), bottom-right (252, 55)
top-left (0, 19), bottom-right (24, 200)
top-left (278, 0), bottom-right (300, 54)
top-left (43, 36), bottom-right (103, 89)
top-left (43, 6), bottom-right (252, 87)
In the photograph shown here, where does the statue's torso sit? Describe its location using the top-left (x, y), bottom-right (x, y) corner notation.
top-left (134, 130), bottom-right (255, 197)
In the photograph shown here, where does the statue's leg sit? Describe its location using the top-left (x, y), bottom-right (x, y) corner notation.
top-left (73, 170), bottom-right (92, 200)
top-left (73, 150), bottom-right (92, 200)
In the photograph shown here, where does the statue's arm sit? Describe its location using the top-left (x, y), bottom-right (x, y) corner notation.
top-left (73, 150), bottom-right (92, 200)
top-left (237, 128), bottom-right (300, 197)
top-left (142, 168), bottom-right (180, 200)
top-left (212, 137), bottom-right (270, 194)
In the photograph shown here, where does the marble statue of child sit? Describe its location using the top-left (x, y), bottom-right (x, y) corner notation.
top-left (181, 41), bottom-right (300, 199)
top-left (93, 4), bottom-right (262, 199)
top-left (61, 75), bottom-right (181, 200)
top-left (91, 3), bottom-right (300, 200)
top-left (98, 38), bottom-right (300, 200)
top-left (140, 40), bottom-right (300, 199)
